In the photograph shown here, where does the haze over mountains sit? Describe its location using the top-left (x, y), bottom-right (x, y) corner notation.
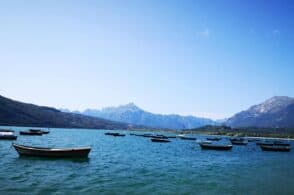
top-left (73, 103), bottom-right (217, 130)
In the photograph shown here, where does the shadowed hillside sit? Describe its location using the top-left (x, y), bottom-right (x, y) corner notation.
top-left (0, 95), bottom-right (136, 130)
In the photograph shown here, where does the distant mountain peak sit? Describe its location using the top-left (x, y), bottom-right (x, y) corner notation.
top-left (121, 102), bottom-right (140, 110)
top-left (101, 102), bottom-right (142, 113)
top-left (80, 102), bottom-right (216, 129)
top-left (252, 96), bottom-right (294, 114)
top-left (227, 96), bottom-right (294, 128)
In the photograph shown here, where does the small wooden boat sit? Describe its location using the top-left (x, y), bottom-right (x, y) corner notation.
top-left (151, 135), bottom-right (169, 139)
top-left (20, 131), bottom-right (43, 136)
top-left (206, 137), bottom-right (221, 141)
top-left (12, 143), bottom-right (91, 158)
top-left (0, 130), bottom-right (17, 140)
top-left (0, 129), bottom-right (15, 132)
top-left (151, 138), bottom-right (171, 143)
top-left (230, 140), bottom-right (248, 145)
top-left (29, 129), bottom-right (50, 134)
top-left (230, 138), bottom-right (248, 145)
top-left (180, 137), bottom-right (196, 140)
top-left (199, 142), bottom-right (233, 150)
top-left (176, 134), bottom-right (186, 138)
top-left (260, 145), bottom-right (291, 152)
top-left (105, 132), bottom-right (125, 137)
top-left (0, 134), bottom-right (17, 140)
top-left (142, 134), bottom-right (154, 138)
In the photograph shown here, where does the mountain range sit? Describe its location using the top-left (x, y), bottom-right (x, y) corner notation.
top-left (226, 96), bottom-right (294, 128)
top-left (71, 96), bottom-right (294, 129)
top-left (1, 94), bottom-right (294, 130)
top-left (74, 103), bottom-right (217, 130)
top-left (0, 95), bottom-right (136, 129)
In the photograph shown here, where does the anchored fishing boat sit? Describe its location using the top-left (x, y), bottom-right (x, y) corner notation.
top-left (20, 131), bottom-right (43, 136)
top-left (199, 142), bottom-right (233, 151)
top-left (176, 134), bottom-right (186, 138)
top-left (105, 132), bottom-right (125, 137)
top-left (230, 138), bottom-right (248, 145)
top-left (151, 138), bottom-right (171, 143)
top-left (12, 143), bottom-right (91, 158)
top-left (142, 134), bottom-right (154, 138)
top-left (29, 129), bottom-right (50, 134)
top-left (180, 137), bottom-right (196, 140)
top-left (151, 135), bottom-right (169, 139)
top-left (0, 130), bottom-right (17, 140)
top-left (260, 145), bottom-right (291, 152)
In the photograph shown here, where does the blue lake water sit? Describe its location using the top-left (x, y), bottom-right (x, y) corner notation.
top-left (0, 126), bottom-right (294, 194)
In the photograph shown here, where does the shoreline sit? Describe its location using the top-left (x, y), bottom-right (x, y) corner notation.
top-left (1, 125), bottom-right (294, 140)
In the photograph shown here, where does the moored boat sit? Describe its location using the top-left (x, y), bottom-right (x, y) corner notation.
top-left (230, 140), bottom-right (248, 145)
top-left (29, 129), bottom-right (50, 134)
top-left (0, 129), bottom-right (14, 132)
top-left (199, 142), bottom-right (233, 151)
top-left (230, 138), bottom-right (248, 145)
top-left (20, 131), bottom-right (43, 136)
top-left (0, 135), bottom-right (17, 140)
top-left (260, 145), bottom-right (291, 152)
top-left (142, 134), bottom-right (154, 138)
top-left (12, 143), bottom-right (91, 158)
top-left (151, 138), bottom-right (171, 143)
top-left (180, 137), bottom-right (196, 140)
top-left (176, 134), bottom-right (186, 138)
top-left (0, 131), bottom-right (17, 140)
top-left (151, 135), bottom-right (169, 139)
top-left (105, 132), bottom-right (125, 137)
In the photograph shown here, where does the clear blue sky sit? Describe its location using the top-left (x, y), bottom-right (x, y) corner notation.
top-left (1, 0), bottom-right (293, 119)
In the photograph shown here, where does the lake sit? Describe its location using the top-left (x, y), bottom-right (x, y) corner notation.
top-left (1, 126), bottom-right (294, 195)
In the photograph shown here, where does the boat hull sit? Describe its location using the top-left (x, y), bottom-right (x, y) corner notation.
top-left (151, 138), bottom-right (170, 143)
top-left (200, 143), bottom-right (232, 151)
top-left (206, 137), bottom-right (221, 141)
top-left (29, 129), bottom-right (50, 134)
top-left (20, 131), bottom-right (43, 136)
top-left (260, 145), bottom-right (291, 152)
top-left (230, 141), bottom-right (248, 145)
top-left (0, 135), bottom-right (17, 140)
top-left (105, 132), bottom-right (125, 137)
top-left (12, 144), bottom-right (91, 158)
top-left (180, 137), bottom-right (196, 140)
